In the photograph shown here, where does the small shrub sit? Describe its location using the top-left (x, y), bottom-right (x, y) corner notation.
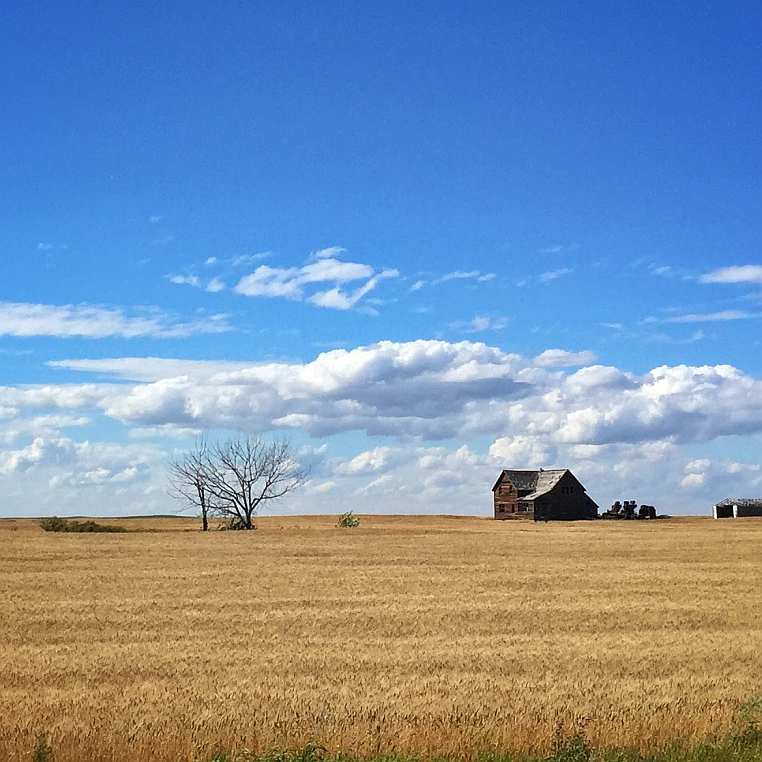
top-left (39, 517), bottom-right (127, 533)
top-left (216, 516), bottom-right (255, 531)
top-left (32, 732), bottom-right (53, 762)
top-left (547, 734), bottom-right (592, 762)
top-left (337, 511), bottom-right (360, 528)
top-left (260, 743), bottom-right (328, 762)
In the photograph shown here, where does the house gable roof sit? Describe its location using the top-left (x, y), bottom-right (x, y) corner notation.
top-left (492, 468), bottom-right (569, 496)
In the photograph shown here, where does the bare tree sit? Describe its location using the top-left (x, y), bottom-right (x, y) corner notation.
top-left (170, 436), bottom-right (307, 530)
top-left (204, 437), bottom-right (308, 529)
top-left (169, 436), bottom-right (212, 531)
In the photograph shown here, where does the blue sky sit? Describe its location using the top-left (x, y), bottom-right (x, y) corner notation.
top-left (2, 3), bottom-right (762, 516)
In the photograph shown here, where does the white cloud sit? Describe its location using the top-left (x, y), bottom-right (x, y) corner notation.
top-left (435, 270), bottom-right (496, 284)
top-left (234, 253), bottom-right (398, 311)
top-left (488, 436), bottom-right (550, 468)
top-left (311, 480), bottom-right (336, 494)
top-left (680, 471), bottom-right (705, 489)
top-left (1, 339), bottom-right (761, 518)
top-left (37, 342), bottom-right (762, 451)
top-left (47, 357), bottom-right (252, 382)
top-left (206, 277), bottom-right (225, 293)
top-left (539, 268), bottom-right (573, 283)
top-left (312, 246), bottom-right (347, 260)
top-left (665, 310), bottom-right (760, 323)
top-left (168, 274), bottom-right (201, 287)
top-left (335, 447), bottom-right (393, 475)
top-left (231, 252), bottom-right (272, 267)
top-left (533, 349), bottom-right (598, 368)
top-left (6, 338), bottom-right (762, 516)
top-left (700, 265), bottom-right (762, 285)
top-left (308, 270), bottom-right (398, 311)
top-left (0, 436), bottom-right (152, 484)
top-left (0, 302), bottom-right (231, 339)
top-left (0, 414), bottom-right (90, 445)
top-left (450, 315), bottom-right (508, 333)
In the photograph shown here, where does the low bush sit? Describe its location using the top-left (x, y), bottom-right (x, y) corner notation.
top-left (39, 517), bottom-right (128, 533)
top-left (337, 511), bottom-right (360, 528)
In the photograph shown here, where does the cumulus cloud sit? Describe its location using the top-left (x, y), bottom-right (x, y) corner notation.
top-left (334, 447), bottom-right (393, 475)
top-left (4, 339), bottom-right (762, 517)
top-left (700, 265), bottom-right (762, 285)
top-left (0, 414), bottom-right (90, 445)
top-left (488, 436), bottom-right (550, 468)
top-left (35, 341), bottom-right (762, 454)
top-left (6, 336), bottom-right (762, 516)
top-left (0, 435), bottom-right (153, 484)
top-left (0, 302), bottom-right (231, 339)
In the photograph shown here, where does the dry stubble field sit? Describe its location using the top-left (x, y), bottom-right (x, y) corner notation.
top-left (1, 514), bottom-right (761, 761)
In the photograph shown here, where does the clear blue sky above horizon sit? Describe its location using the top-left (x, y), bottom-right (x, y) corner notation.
top-left (1, 2), bottom-right (761, 516)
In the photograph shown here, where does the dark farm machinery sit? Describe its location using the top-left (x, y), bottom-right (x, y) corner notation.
top-left (602, 500), bottom-right (658, 520)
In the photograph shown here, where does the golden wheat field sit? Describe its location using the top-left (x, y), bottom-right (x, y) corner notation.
top-left (1, 514), bottom-right (761, 761)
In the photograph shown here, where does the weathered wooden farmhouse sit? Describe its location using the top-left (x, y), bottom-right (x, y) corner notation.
top-left (492, 468), bottom-right (598, 521)
top-left (713, 497), bottom-right (762, 519)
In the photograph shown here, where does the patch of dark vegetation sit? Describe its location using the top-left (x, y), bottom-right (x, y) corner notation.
top-left (38, 516), bottom-right (128, 533)
top-left (194, 734), bottom-right (762, 762)
top-left (23, 734), bottom-right (762, 762)
top-left (31, 732), bottom-right (53, 762)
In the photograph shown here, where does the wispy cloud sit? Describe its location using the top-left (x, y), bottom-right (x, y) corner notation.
top-left (450, 314), bottom-right (508, 333)
top-left (0, 302), bottom-right (231, 338)
top-left (151, 233), bottom-right (175, 246)
top-left (231, 252), bottom-right (272, 268)
top-left (435, 270), bottom-right (496, 284)
top-left (700, 265), bottom-right (762, 285)
top-left (539, 267), bottom-right (573, 283)
top-left (167, 274), bottom-right (226, 293)
top-left (664, 310), bottom-right (761, 323)
top-left (37, 242), bottom-right (68, 252)
top-left (206, 277), bottom-right (226, 293)
top-left (537, 243), bottom-right (579, 255)
top-left (307, 270), bottom-right (398, 312)
top-left (233, 250), bottom-right (399, 311)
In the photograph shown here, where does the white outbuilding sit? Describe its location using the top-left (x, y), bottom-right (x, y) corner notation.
top-left (713, 497), bottom-right (762, 519)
